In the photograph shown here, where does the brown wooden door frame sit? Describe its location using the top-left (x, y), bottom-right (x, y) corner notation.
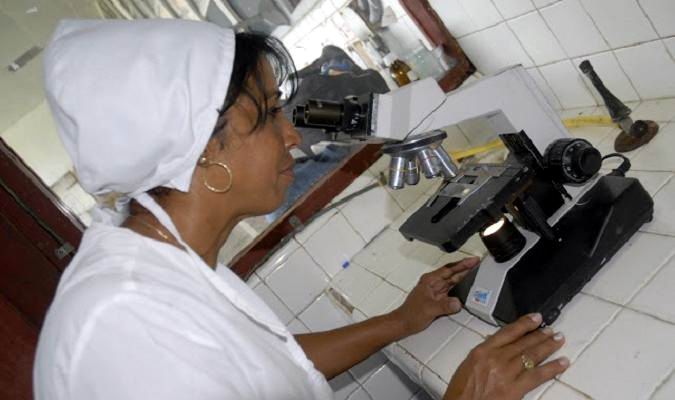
top-left (0, 137), bottom-right (85, 400)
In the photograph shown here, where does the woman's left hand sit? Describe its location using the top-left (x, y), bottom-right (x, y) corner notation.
top-left (390, 257), bottom-right (481, 337)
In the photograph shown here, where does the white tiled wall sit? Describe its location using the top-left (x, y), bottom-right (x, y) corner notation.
top-left (429, 0), bottom-right (675, 107)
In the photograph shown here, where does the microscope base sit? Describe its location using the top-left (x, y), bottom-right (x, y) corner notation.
top-left (450, 175), bottom-right (654, 326)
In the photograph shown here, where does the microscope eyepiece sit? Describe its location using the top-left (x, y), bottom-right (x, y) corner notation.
top-left (292, 95), bottom-right (372, 135)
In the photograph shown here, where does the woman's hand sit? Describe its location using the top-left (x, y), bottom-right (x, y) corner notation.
top-left (444, 313), bottom-right (569, 400)
top-left (390, 257), bottom-right (480, 336)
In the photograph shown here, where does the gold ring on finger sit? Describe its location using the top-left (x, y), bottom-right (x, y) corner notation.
top-left (521, 354), bottom-right (535, 370)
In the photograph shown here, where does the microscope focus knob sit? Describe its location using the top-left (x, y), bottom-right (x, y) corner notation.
top-left (544, 138), bottom-right (601, 184)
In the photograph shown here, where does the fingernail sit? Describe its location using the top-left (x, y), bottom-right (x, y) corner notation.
top-left (528, 313), bottom-right (542, 323)
top-left (558, 357), bottom-right (570, 367)
top-left (553, 332), bottom-right (565, 341)
top-left (541, 327), bottom-right (554, 335)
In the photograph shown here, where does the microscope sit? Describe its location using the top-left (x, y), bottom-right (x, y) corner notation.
top-left (293, 66), bottom-right (654, 327)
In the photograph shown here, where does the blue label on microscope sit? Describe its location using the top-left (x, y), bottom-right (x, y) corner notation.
top-left (471, 288), bottom-right (492, 306)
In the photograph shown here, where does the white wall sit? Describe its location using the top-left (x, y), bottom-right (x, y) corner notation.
top-left (429, 0), bottom-right (675, 109)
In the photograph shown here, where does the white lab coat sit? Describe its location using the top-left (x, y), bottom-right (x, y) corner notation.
top-left (33, 222), bottom-right (333, 399)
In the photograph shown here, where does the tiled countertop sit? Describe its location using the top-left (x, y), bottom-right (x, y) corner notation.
top-left (329, 99), bottom-right (675, 400)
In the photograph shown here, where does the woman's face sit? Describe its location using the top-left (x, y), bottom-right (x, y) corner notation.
top-left (205, 59), bottom-right (301, 216)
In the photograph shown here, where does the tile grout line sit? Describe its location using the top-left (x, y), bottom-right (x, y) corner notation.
top-left (545, 379), bottom-right (594, 399)
top-left (648, 365), bottom-right (675, 399)
top-left (489, 0), bottom-right (537, 68)
top-left (556, 303), bottom-right (624, 383)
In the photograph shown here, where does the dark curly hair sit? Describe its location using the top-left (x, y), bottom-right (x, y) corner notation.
top-left (211, 31), bottom-right (298, 136)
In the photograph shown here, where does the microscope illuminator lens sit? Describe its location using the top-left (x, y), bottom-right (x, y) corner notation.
top-left (480, 217), bottom-right (527, 263)
top-left (483, 218), bottom-right (506, 236)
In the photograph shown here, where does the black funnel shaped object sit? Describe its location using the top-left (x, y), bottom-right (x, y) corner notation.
top-left (579, 60), bottom-right (632, 123)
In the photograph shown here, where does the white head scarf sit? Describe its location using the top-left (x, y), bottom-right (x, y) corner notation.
top-left (44, 19), bottom-right (235, 199)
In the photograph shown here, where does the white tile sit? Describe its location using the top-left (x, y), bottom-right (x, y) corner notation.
top-left (266, 247), bottom-right (329, 314)
top-left (580, 0), bottom-right (658, 48)
top-left (539, 383), bottom-right (589, 399)
top-left (340, 185), bottom-right (403, 243)
top-left (429, 0), bottom-right (479, 37)
top-left (632, 98), bottom-right (675, 122)
top-left (359, 281), bottom-right (406, 317)
top-left (642, 174), bottom-right (675, 236)
top-left (353, 229), bottom-right (417, 278)
top-left (631, 123), bottom-right (675, 173)
top-left (639, 0), bottom-right (675, 37)
top-left (386, 260), bottom-right (433, 292)
top-left (509, 11), bottom-right (567, 65)
top-left (286, 318), bottom-right (310, 334)
top-left (421, 367), bottom-right (448, 399)
top-left (385, 242), bottom-right (443, 291)
top-left (652, 372), bottom-right (675, 400)
top-left (294, 208), bottom-right (339, 244)
top-left (331, 263), bottom-right (383, 306)
top-left (630, 256), bottom-right (675, 323)
top-left (252, 283), bottom-right (295, 324)
top-left (333, 175), bottom-right (378, 204)
top-left (330, 372), bottom-right (360, 400)
top-left (615, 41), bottom-right (675, 99)
top-left (574, 52), bottom-right (640, 103)
top-left (493, 0), bottom-right (536, 19)
top-left (299, 293), bottom-right (353, 332)
top-left (363, 362), bottom-right (419, 400)
top-left (540, 0), bottom-right (609, 57)
top-left (391, 196), bottom-right (429, 230)
top-left (456, 117), bottom-right (498, 146)
top-left (304, 212), bottom-right (366, 278)
top-left (583, 232), bottom-right (675, 304)
top-left (548, 293), bottom-right (620, 362)
top-left (561, 309), bottom-right (675, 399)
top-left (569, 125), bottom-right (615, 146)
top-left (558, 105), bottom-right (605, 119)
top-left (384, 343), bottom-right (425, 382)
top-left (246, 272), bottom-right (261, 289)
top-left (350, 351), bottom-right (389, 384)
top-left (527, 67), bottom-right (564, 110)
top-left (457, 23), bottom-right (533, 75)
top-left (465, 317), bottom-right (499, 337)
top-left (626, 171), bottom-right (673, 197)
top-left (523, 382), bottom-right (556, 400)
top-left (428, 328), bottom-right (484, 382)
top-left (533, 0), bottom-right (558, 7)
top-left (346, 387), bottom-right (372, 400)
top-left (255, 238), bottom-right (301, 278)
top-left (442, 125), bottom-right (472, 151)
top-left (386, 176), bottom-right (437, 211)
top-left (458, 0), bottom-right (504, 30)
top-left (449, 307), bottom-right (474, 326)
top-left (539, 60), bottom-right (597, 108)
top-left (460, 0), bottom-right (502, 29)
top-left (398, 317), bottom-right (462, 364)
top-left (410, 390), bottom-right (434, 400)
top-left (665, 37), bottom-right (675, 60)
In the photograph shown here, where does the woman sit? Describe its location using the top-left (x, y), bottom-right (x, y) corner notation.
top-left (35, 19), bottom-right (569, 399)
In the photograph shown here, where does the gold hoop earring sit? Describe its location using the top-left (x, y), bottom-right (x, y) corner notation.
top-left (198, 156), bottom-right (233, 193)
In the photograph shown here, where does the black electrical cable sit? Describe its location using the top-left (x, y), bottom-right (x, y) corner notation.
top-left (602, 153), bottom-right (631, 177)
